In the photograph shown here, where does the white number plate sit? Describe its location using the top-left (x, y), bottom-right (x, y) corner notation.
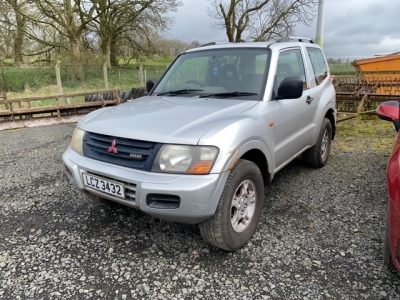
top-left (82, 173), bottom-right (125, 199)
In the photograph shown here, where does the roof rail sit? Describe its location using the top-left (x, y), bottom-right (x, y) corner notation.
top-left (200, 42), bottom-right (216, 47)
top-left (199, 42), bottom-right (232, 48)
top-left (277, 36), bottom-right (314, 43)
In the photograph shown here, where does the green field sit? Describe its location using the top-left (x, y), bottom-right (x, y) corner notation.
top-left (0, 57), bottom-right (173, 99)
top-left (0, 58), bottom-right (355, 99)
top-left (329, 62), bottom-right (356, 75)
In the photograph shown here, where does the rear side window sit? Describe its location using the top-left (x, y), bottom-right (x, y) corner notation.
top-left (307, 47), bottom-right (328, 85)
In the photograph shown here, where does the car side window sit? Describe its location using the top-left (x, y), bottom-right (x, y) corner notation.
top-left (307, 47), bottom-right (328, 85)
top-left (276, 49), bottom-right (306, 89)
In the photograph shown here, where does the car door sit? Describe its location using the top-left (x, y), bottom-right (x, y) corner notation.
top-left (273, 48), bottom-right (320, 171)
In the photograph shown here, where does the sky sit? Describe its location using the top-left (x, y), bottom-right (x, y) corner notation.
top-left (167, 0), bottom-right (400, 60)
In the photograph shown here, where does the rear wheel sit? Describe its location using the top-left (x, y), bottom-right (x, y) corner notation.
top-left (199, 159), bottom-right (264, 251)
top-left (303, 118), bottom-right (332, 168)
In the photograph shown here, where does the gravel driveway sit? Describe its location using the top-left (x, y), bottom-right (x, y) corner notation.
top-left (1, 120), bottom-right (400, 299)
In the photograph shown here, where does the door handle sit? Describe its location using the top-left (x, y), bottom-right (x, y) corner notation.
top-left (306, 96), bottom-right (314, 105)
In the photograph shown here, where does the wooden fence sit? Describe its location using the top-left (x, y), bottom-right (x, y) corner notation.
top-left (0, 90), bottom-right (121, 130)
top-left (2, 77), bottom-right (400, 129)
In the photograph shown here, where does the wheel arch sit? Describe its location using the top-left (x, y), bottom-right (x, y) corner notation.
top-left (324, 108), bottom-right (336, 140)
top-left (240, 149), bottom-right (270, 185)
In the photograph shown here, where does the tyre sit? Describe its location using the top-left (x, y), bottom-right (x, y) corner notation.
top-left (383, 202), bottom-right (392, 267)
top-left (121, 91), bottom-right (131, 102)
top-left (131, 87), bottom-right (138, 98)
top-left (302, 118), bottom-right (332, 168)
top-left (199, 159), bottom-right (264, 251)
top-left (121, 91), bottom-right (127, 102)
top-left (131, 87), bottom-right (147, 99)
top-left (126, 91), bottom-right (132, 101)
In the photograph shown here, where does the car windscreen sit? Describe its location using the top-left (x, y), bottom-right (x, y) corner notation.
top-left (152, 48), bottom-right (270, 100)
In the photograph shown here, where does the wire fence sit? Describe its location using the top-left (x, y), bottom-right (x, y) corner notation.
top-left (0, 63), bottom-right (166, 96)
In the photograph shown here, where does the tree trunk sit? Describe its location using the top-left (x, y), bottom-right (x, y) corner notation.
top-left (110, 39), bottom-right (117, 66)
top-left (70, 37), bottom-right (84, 80)
top-left (14, 31), bottom-right (24, 63)
top-left (100, 38), bottom-right (111, 66)
top-left (71, 38), bottom-right (81, 62)
top-left (13, 3), bottom-right (25, 63)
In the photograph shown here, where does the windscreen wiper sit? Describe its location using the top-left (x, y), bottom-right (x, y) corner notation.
top-left (198, 91), bottom-right (258, 98)
top-left (156, 89), bottom-right (204, 96)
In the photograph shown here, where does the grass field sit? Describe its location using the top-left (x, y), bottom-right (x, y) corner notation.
top-left (1, 57), bottom-right (173, 99)
top-left (335, 115), bottom-right (394, 152)
top-left (330, 62), bottom-right (356, 74)
top-left (0, 57), bottom-right (354, 100)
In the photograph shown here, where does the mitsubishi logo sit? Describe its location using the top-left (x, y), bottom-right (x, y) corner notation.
top-left (107, 140), bottom-right (118, 153)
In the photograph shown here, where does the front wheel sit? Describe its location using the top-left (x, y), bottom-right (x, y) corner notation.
top-left (199, 159), bottom-right (264, 251)
top-left (303, 118), bottom-right (332, 168)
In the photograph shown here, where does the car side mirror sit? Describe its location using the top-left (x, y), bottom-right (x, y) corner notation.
top-left (275, 76), bottom-right (303, 100)
top-left (146, 79), bottom-right (157, 93)
top-left (376, 101), bottom-right (400, 131)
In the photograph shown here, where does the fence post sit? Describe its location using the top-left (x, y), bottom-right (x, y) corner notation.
top-left (55, 61), bottom-right (69, 104)
top-left (103, 61), bottom-right (109, 90)
top-left (55, 61), bottom-right (63, 95)
top-left (139, 63), bottom-right (144, 86)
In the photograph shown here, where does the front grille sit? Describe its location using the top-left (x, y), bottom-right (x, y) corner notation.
top-left (125, 182), bottom-right (137, 201)
top-left (83, 132), bottom-right (162, 171)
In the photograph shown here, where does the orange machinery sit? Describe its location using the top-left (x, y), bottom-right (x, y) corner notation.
top-left (351, 53), bottom-right (400, 94)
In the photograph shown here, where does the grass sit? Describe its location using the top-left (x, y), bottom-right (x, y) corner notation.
top-left (335, 115), bottom-right (395, 152)
top-left (0, 58), bottom-right (356, 100)
top-left (329, 63), bottom-right (356, 76)
top-left (1, 57), bottom-right (173, 99)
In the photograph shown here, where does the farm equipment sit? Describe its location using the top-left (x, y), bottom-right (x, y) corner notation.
top-left (335, 53), bottom-right (400, 119)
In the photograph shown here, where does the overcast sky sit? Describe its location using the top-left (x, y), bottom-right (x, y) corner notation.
top-left (167, 0), bottom-right (400, 60)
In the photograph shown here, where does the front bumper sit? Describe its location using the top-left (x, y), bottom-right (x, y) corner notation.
top-left (62, 147), bottom-right (229, 224)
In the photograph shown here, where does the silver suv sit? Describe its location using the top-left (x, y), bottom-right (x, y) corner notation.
top-left (63, 37), bottom-right (336, 251)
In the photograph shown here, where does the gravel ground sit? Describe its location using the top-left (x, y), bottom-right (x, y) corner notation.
top-left (1, 120), bottom-right (400, 299)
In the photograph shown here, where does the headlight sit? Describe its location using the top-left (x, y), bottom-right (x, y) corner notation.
top-left (152, 145), bottom-right (219, 174)
top-left (70, 128), bottom-right (85, 155)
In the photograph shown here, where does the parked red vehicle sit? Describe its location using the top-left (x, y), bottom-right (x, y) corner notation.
top-left (377, 100), bottom-right (400, 273)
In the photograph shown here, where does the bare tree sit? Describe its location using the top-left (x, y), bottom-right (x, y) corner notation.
top-left (208, 0), bottom-right (317, 42)
top-left (92, 0), bottom-right (181, 66)
top-left (5, 0), bottom-right (101, 63)
top-left (0, 0), bottom-right (27, 62)
top-left (0, 2), bottom-right (14, 59)
top-left (10, 0), bottom-right (26, 63)
top-left (1, 0), bottom-right (183, 67)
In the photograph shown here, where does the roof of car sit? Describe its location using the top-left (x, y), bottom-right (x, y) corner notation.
top-left (184, 36), bottom-right (316, 53)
